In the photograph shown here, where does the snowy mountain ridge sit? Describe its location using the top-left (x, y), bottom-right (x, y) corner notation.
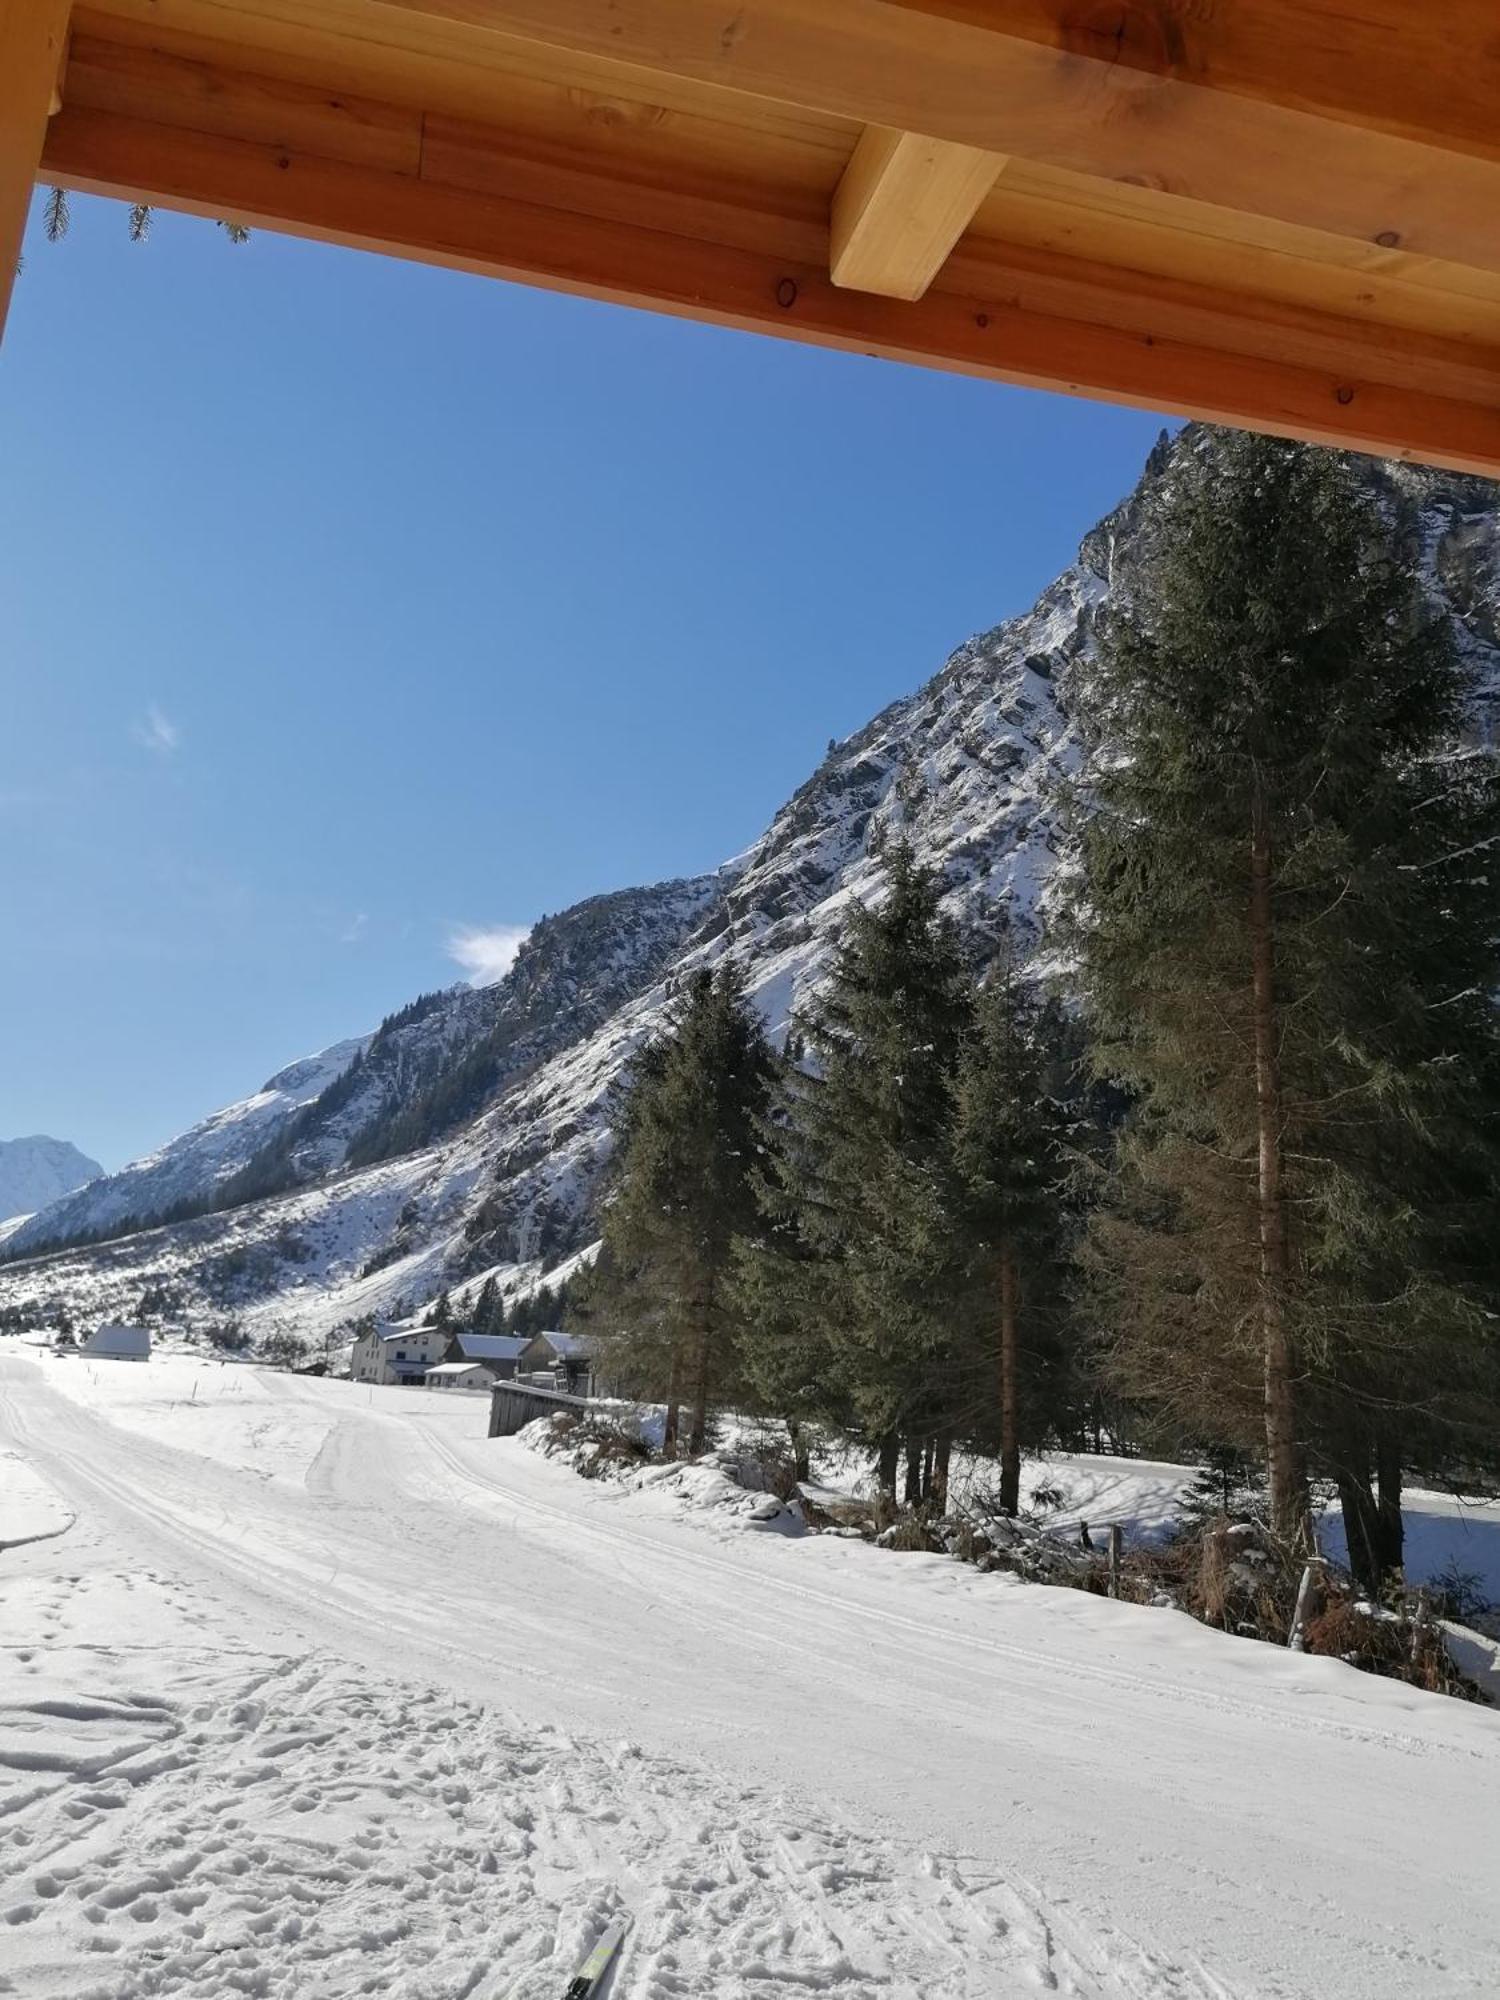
top-left (5, 427), bottom-right (1497, 1339)
top-left (5, 1039), bottom-right (370, 1252)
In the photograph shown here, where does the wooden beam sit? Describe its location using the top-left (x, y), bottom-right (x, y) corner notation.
top-left (1, 0), bottom-right (72, 343)
top-left (51, 16), bottom-right (72, 115)
top-left (40, 81), bottom-right (1500, 476)
top-left (830, 125), bottom-right (1001, 300)
top-left (379, 0), bottom-right (1500, 277)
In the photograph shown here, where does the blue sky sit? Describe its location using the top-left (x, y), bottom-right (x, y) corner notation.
top-left (2, 191), bottom-right (1171, 1170)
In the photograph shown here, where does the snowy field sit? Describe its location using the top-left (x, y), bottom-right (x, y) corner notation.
top-left (3, 1349), bottom-right (1499, 1998)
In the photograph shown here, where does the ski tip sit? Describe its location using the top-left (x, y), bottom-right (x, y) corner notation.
top-left (563, 1912), bottom-right (633, 1999)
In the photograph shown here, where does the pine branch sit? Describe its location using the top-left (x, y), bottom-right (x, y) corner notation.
top-left (43, 187), bottom-right (70, 242)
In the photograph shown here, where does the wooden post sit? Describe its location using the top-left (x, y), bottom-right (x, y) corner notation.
top-left (0, 0), bottom-right (71, 345)
top-left (1410, 1587), bottom-right (1431, 1667)
top-left (1108, 1523), bottom-right (1123, 1599)
top-left (1287, 1556), bottom-right (1324, 1651)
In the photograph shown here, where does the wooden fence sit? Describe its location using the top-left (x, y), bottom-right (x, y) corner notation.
top-left (487, 1379), bottom-right (594, 1440)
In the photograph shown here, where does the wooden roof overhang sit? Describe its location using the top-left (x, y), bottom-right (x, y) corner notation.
top-left (6, 1), bottom-right (1500, 477)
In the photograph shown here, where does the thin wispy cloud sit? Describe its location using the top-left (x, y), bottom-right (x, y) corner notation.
top-left (448, 923), bottom-right (530, 986)
top-left (131, 704), bottom-right (181, 755)
top-left (340, 913), bottom-right (370, 946)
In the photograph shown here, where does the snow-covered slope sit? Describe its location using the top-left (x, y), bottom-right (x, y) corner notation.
top-left (3, 1351), bottom-right (1498, 1997)
top-left (6, 427), bottom-right (1498, 1339)
top-left (0, 1137), bottom-right (101, 1223)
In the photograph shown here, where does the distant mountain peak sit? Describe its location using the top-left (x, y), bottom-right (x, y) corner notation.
top-left (0, 1136), bottom-right (103, 1223)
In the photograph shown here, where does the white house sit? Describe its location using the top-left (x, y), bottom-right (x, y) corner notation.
top-left (349, 1320), bottom-right (450, 1386)
top-left (80, 1323), bottom-right (150, 1361)
top-left (424, 1360), bottom-right (498, 1393)
top-left (445, 1332), bottom-right (527, 1378)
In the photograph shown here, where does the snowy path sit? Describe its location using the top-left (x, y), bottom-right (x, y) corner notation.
top-left (3, 1353), bottom-right (1499, 1997)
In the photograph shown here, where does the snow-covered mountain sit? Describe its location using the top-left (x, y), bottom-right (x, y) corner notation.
top-left (5, 876), bottom-right (726, 1265)
top-left (0, 1136), bottom-right (102, 1224)
top-left (5, 1042), bottom-right (367, 1252)
top-left (6, 428), bottom-right (1497, 1339)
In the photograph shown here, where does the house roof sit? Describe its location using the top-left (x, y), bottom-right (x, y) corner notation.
top-left (529, 1330), bottom-right (592, 1359)
top-left (426, 1360), bottom-right (494, 1377)
top-left (82, 1323), bottom-right (150, 1357)
top-left (455, 1333), bottom-right (528, 1361)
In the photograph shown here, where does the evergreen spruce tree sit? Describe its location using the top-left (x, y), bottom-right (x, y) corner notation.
top-left (583, 964), bottom-right (778, 1455)
top-left (1068, 428), bottom-right (1500, 1573)
top-left (951, 951), bottom-right (1072, 1514)
top-left (738, 845), bottom-right (973, 1502)
top-left (731, 1050), bottom-right (849, 1476)
top-left (1177, 1443), bottom-right (1266, 1531)
top-left (473, 1276), bottom-right (502, 1334)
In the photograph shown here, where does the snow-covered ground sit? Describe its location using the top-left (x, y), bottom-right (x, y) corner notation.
top-left (3, 1349), bottom-right (1499, 1998)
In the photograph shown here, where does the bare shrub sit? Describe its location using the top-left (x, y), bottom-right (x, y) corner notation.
top-left (877, 1507), bottom-right (944, 1553)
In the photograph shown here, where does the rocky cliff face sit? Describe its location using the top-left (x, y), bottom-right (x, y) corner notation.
top-left (6, 427), bottom-right (1497, 1339)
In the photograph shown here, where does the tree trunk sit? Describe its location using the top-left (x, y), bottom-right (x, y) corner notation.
top-left (999, 1245), bottom-right (1021, 1516)
top-left (787, 1418), bottom-right (810, 1484)
top-left (686, 1274), bottom-right (715, 1457)
top-left (663, 1348), bottom-right (682, 1459)
top-left (904, 1436), bottom-right (922, 1507)
top-left (921, 1437), bottom-right (935, 1506)
top-left (1335, 1460), bottom-right (1383, 1598)
top-left (687, 1321), bottom-right (711, 1456)
top-left (933, 1435), bottom-right (952, 1512)
top-left (1249, 790), bottom-right (1310, 1551)
top-left (1375, 1429), bottom-right (1404, 1579)
top-left (877, 1433), bottom-right (900, 1504)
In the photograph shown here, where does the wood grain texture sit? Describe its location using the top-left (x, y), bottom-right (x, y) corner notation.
top-left (40, 76), bottom-right (1500, 475)
top-left (886, 1), bottom-right (1500, 163)
top-left (830, 126), bottom-right (1002, 299)
top-left (364, 0), bottom-right (1500, 273)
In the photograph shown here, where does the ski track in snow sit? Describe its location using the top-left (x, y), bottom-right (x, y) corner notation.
top-left (3, 1353), bottom-right (1499, 1998)
top-left (2, 1650), bottom-right (1174, 2000)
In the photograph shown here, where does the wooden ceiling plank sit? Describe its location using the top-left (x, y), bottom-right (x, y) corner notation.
top-left (982, 160), bottom-right (1500, 315)
top-left (942, 234), bottom-right (1500, 411)
top-left (79, 0), bottom-right (857, 148)
top-left (365, 0), bottom-right (1500, 279)
top-left (830, 124), bottom-right (1002, 300)
top-left (65, 34), bottom-right (424, 174)
top-left (40, 92), bottom-right (1500, 478)
top-left (74, 2), bottom-right (857, 207)
top-left (884, 1), bottom-right (1500, 166)
top-left (422, 111), bottom-right (828, 263)
top-left (972, 179), bottom-right (1500, 353)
